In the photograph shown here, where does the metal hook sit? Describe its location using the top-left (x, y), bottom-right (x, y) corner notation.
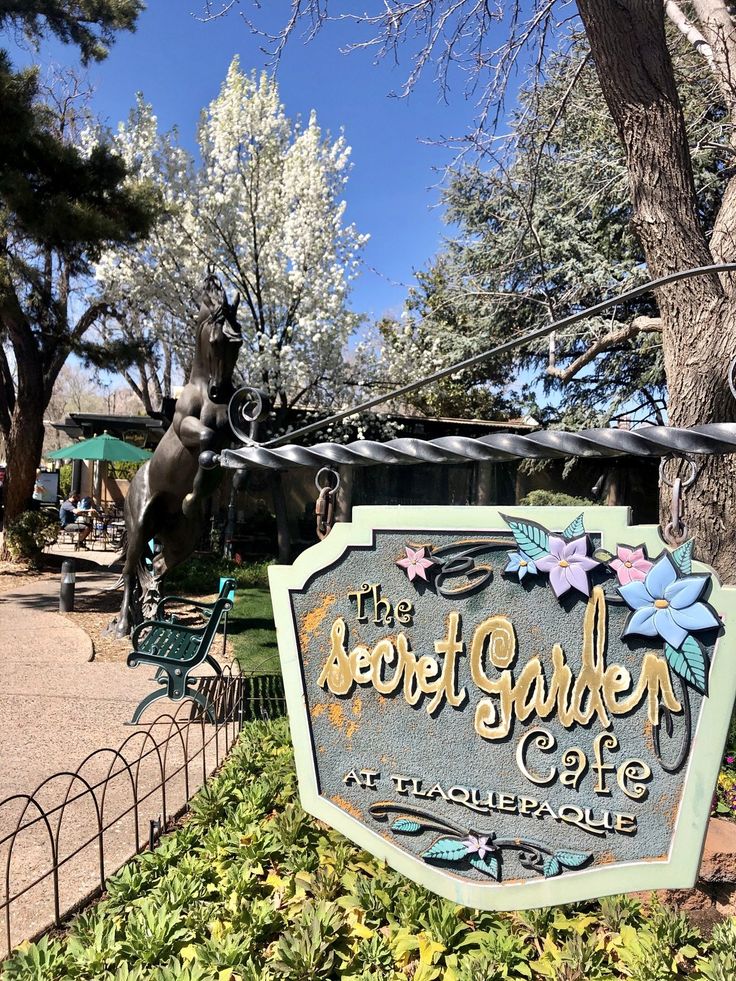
top-left (659, 456), bottom-right (698, 545)
top-left (315, 468), bottom-right (340, 540)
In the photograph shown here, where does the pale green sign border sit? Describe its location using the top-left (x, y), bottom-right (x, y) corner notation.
top-left (269, 505), bottom-right (736, 910)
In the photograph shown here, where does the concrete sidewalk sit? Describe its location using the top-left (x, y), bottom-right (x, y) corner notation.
top-left (0, 554), bottom-right (227, 953)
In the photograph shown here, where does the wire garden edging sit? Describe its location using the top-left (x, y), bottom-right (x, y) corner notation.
top-left (0, 666), bottom-right (285, 958)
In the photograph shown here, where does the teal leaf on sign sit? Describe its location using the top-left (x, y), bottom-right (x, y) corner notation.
top-left (501, 515), bottom-right (550, 560)
top-left (391, 819), bottom-right (421, 834)
top-left (664, 636), bottom-right (708, 694)
top-left (422, 837), bottom-right (470, 862)
top-left (543, 856), bottom-right (561, 878)
top-left (672, 539), bottom-right (694, 575)
top-left (555, 851), bottom-right (591, 870)
top-left (562, 514), bottom-right (585, 539)
top-left (470, 854), bottom-right (500, 879)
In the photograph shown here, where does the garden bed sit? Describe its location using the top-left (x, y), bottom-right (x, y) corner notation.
top-left (4, 718), bottom-right (736, 981)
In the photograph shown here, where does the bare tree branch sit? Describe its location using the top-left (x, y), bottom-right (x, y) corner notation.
top-left (665, 0), bottom-right (715, 68)
top-left (547, 315), bottom-right (662, 384)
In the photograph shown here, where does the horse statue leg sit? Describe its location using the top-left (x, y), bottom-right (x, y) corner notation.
top-left (112, 462), bottom-right (153, 637)
top-left (180, 423), bottom-right (218, 519)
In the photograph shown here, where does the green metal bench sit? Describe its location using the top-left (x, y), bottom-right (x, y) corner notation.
top-left (152, 577), bottom-right (236, 667)
top-left (126, 580), bottom-right (236, 724)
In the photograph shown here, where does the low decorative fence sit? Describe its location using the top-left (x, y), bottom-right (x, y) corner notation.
top-left (0, 667), bottom-right (285, 958)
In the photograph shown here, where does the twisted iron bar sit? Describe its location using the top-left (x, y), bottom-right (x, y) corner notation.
top-left (217, 423), bottom-right (736, 471)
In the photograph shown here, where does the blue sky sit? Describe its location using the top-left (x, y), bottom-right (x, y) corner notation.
top-left (16, 3), bottom-right (485, 322)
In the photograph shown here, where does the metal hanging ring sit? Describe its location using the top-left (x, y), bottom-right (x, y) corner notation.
top-left (315, 467), bottom-right (341, 493)
top-left (658, 455), bottom-right (699, 490)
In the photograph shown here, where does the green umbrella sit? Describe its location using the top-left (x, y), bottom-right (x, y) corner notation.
top-left (47, 431), bottom-right (152, 463)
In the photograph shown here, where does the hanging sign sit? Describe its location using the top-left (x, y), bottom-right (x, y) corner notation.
top-left (269, 506), bottom-right (736, 910)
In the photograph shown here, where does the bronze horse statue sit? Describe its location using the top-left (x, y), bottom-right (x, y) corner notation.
top-left (113, 270), bottom-right (242, 636)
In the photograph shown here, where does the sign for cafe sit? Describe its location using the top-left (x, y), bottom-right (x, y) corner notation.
top-left (269, 506), bottom-right (736, 909)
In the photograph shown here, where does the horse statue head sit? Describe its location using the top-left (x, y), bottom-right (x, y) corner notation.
top-left (193, 267), bottom-right (243, 404)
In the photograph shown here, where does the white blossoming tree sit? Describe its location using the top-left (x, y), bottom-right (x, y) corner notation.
top-left (95, 59), bottom-right (367, 414)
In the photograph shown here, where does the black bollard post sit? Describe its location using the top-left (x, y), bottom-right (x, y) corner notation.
top-left (59, 559), bottom-right (75, 612)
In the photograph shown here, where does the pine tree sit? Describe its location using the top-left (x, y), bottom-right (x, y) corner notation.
top-left (0, 1), bottom-right (156, 532)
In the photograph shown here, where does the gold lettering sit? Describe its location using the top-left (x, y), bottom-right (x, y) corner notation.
top-left (347, 584), bottom-right (371, 621)
top-left (497, 793), bottom-right (518, 813)
top-left (518, 796), bottom-right (539, 816)
top-left (396, 600), bottom-right (413, 625)
top-left (431, 612), bottom-right (467, 714)
top-left (560, 748), bottom-right (588, 790)
top-left (317, 619), bottom-right (353, 695)
top-left (615, 813), bottom-right (637, 835)
top-left (618, 759), bottom-right (652, 801)
top-left (592, 733), bottom-right (618, 795)
top-left (516, 727), bottom-right (558, 785)
top-left (371, 639), bottom-right (401, 694)
top-left (318, 587), bottom-right (683, 735)
top-left (391, 773), bottom-right (412, 793)
top-left (349, 645), bottom-right (373, 684)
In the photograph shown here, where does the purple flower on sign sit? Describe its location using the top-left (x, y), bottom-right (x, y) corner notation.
top-left (396, 546), bottom-right (435, 582)
top-left (463, 833), bottom-right (496, 859)
top-left (620, 553), bottom-right (720, 650)
top-left (536, 536), bottom-right (599, 598)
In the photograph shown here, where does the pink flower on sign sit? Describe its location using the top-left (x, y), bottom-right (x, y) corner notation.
top-left (610, 545), bottom-right (653, 585)
top-left (396, 546), bottom-right (434, 582)
top-left (463, 834), bottom-right (495, 859)
top-left (536, 535), bottom-right (599, 598)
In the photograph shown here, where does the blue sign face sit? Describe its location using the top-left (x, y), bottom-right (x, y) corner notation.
top-left (270, 506), bottom-right (736, 910)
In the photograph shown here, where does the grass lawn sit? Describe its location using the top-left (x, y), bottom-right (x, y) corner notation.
top-left (228, 587), bottom-right (279, 676)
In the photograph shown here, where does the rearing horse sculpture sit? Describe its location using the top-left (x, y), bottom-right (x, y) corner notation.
top-left (113, 270), bottom-right (242, 636)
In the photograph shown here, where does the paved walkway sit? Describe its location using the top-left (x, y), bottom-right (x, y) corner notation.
top-left (0, 550), bottom-right (227, 954)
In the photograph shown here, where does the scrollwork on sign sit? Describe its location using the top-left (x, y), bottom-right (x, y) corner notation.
top-left (369, 802), bottom-right (593, 881)
top-left (395, 538), bottom-right (511, 598)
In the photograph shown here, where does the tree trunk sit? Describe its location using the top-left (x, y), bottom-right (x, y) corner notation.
top-left (577, 0), bottom-right (736, 579)
top-left (2, 389), bottom-right (45, 532)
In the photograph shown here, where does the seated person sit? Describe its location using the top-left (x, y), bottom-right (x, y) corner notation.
top-left (80, 495), bottom-right (101, 517)
top-left (59, 493), bottom-right (92, 548)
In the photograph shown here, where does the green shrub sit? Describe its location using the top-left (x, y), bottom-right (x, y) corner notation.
top-left (518, 490), bottom-right (593, 507)
top-left (3, 509), bottom-right (58, 566)
top-left (167, 553), bottom-right (273, 594)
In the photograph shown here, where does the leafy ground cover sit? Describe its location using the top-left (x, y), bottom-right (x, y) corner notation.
top-left (4, 718), bottom-right (736, 981)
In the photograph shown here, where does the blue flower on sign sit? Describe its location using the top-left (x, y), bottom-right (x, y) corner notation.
top-left (619, 553), bottom-right (720, 650)
top-left (505, 550), bottom-right (537, 580)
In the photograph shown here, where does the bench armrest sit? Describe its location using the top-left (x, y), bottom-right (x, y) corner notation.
top-left (131, 617), bottom-right (203, 649)
top-left (155, 595), bottom-right (218, 619)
